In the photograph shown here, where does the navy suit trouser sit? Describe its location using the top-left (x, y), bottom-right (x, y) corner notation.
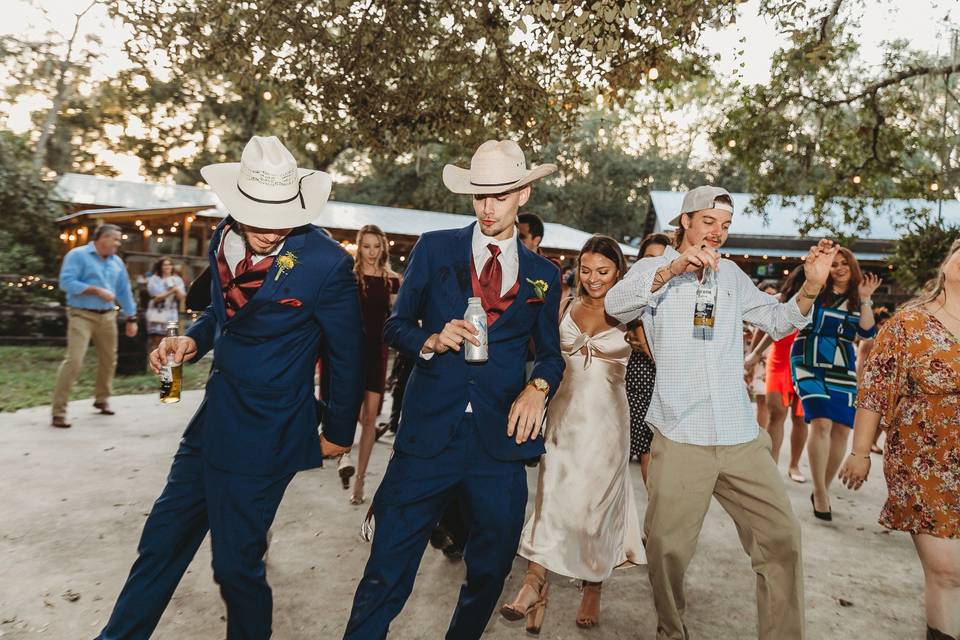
top-left (344, 414), bottom-right (528, 640)
top-left (96, 432), bottom-right (293, 640)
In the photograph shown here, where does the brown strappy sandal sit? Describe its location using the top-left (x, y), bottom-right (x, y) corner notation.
top-left (575, 581), bottom-right (602, 629)
top-left (499, 569), bottom-right (549, 633)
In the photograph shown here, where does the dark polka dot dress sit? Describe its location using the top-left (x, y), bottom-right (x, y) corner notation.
top-left (626, 349), bottom-right (656, 458)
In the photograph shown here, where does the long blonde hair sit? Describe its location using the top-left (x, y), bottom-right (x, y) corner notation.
top-left (903, 237), bottom-right (960, 311)
top-left (353, 224), bottom-right (393, 295)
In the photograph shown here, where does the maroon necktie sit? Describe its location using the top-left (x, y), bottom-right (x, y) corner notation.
top-left (478, 244), bottom-right (502, 310)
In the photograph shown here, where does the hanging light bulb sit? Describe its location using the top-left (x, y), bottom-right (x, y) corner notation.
top-left (930, 182), bottom-right (939, 192)
top-left (852, 175), bottom-right (861, 184)
top-left (648, 67), bottom-right (659, 80)
top-left (785, 143), bottom-right (794, 152)
top-left (727, 139), bottom-right (737, 148)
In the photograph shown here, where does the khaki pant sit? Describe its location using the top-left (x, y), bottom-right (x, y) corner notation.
top-left (645, 430), bottom-right (805, 640)
top-left (51, 308), bottom-right (118, 418)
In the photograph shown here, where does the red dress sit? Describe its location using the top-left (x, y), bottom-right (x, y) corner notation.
top-left (765, 330), bottom-right (802, 415)
top-left (361, 274), bottom-right (400, 393)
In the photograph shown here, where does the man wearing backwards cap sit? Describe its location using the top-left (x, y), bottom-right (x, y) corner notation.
top-left (605, 186), bottom-right (838, 640)
top-left (96, 136), bottom-right (365, 640)
top-left (343, 140), bottom-right (565, 639)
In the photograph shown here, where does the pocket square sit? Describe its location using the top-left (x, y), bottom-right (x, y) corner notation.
top-left (278, 298), bottom-right (303, 307)
top-left (525, 297), bottom-right (545, 304)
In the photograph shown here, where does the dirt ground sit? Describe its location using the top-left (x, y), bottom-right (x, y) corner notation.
top-left (0, 390), bottom-right (926, 639)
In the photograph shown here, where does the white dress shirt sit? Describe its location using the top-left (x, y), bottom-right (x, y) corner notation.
top-left (472, 223), bottom-right (519, 296)
top-left (220, 228), bottom-right (284, 277)
top-left (605, 246), bottom-right (812, 446)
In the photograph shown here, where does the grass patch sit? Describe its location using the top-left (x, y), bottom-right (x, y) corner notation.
top-left (0, 345), bottom-right (208, 413)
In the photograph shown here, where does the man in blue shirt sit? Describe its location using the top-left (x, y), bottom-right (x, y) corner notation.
top-left (52, 223), bottom-right (138, 428)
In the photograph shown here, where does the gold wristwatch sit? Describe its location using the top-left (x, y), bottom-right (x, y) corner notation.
top-left (527, 377), bottom-right (550, 395)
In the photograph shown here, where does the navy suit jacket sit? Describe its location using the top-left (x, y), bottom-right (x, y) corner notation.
top-left (384, 223), bottom-right (564, 462)
top-left (184, 218), bottom-right (365, 477)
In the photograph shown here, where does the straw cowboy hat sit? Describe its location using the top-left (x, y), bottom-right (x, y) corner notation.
top-left (442, 140), bottom-right (557, 195)
top-left (201, 136), bottom-right (332, 230)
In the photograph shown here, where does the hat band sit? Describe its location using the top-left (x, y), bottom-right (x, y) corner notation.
top-left (236, 172), bottom-right (313, 210)
top-left (470, 179), bottom-right (520, 187)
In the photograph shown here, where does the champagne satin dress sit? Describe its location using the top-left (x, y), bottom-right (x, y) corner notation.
top-left (518, 305), bottom-right (645, 582)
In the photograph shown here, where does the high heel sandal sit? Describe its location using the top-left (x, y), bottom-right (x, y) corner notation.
top-left (576, 581), bottom-right (602, 629)
top-left (500, 571), bottom-right (549, 633)
top-left (349, 475), bottom-right (365, 505)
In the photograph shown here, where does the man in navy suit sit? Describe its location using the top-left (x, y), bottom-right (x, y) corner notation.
top-left (96, 136), bottom-right (364, 640)
top-left (344, 140), bottom-right (565, 639)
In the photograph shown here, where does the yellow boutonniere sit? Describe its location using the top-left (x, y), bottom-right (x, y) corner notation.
top-left (526, 278), bottom-right (549, 299)
top-left (275, 251), bottom-right (299, 281)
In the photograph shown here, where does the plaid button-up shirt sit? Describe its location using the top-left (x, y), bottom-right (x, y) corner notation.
top-left (605, 246), bottom-right (812, 446)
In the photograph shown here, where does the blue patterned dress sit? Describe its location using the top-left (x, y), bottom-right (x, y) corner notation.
top-left (791, 299), bottom-right (876, 427)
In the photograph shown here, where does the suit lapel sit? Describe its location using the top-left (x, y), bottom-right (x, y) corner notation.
top-left (490, 237), bottom-right (533, 333)
top-left (442, 223), bottom-right (474, 315)
top-left (229, 225), bottom-right (308, 323)
top-left (208, 220), bottom-right (229, 325)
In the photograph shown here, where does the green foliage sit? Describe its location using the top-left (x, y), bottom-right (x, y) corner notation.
top-left (335, 87), bottom-right (748, 242)
top-left (888, 213), bottom-right (960, 293)
top-left (109, 0), bottom-right (737, 164)
top-left (714, 1), bottom-right (959, 234)
top-left (0, 132), bottom-right (62, 276)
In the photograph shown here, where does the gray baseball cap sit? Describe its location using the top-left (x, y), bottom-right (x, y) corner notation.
top-left (668, 186), bottom-right (734, 227)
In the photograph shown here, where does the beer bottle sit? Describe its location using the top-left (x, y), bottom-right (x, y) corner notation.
top-left (693, 266), bottom-right (718, 337)
top-left (159, 321), bottom-right (182, 403)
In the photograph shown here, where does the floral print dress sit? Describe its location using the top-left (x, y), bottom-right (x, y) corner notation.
top-left (856, 308), bottom-right (960, 538)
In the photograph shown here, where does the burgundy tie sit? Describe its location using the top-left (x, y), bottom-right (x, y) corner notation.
top-left (478, 244), bottom-right (502, 310)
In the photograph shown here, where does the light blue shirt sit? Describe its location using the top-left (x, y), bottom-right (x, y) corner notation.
top-left (605, 246), bottom-right (812, 446)
top-left (58, 242), bottom-right (137, 317)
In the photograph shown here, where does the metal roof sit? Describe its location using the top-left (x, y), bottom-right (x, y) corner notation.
top-left (53, 173), bottom-right (637, 256)
top-left (649, 190), bottom-right (960, 241)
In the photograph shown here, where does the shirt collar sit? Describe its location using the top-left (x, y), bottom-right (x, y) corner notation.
top-left (471, 222), bottom-right (517, 259)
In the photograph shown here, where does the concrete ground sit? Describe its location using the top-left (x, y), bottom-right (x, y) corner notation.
top-left (0, 390), bottom-right (926, 639)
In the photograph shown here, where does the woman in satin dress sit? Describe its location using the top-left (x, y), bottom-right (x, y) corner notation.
top-left (499, 235), bottom-right (644, 633)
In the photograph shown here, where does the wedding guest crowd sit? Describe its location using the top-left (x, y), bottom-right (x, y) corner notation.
top-left (73, 132), bottom-right (953, 640)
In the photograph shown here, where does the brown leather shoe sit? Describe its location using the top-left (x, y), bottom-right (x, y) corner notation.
top-left (93, 402), bottom-right (115, 415)
top-left (51, 416), bottom-right (72, 428)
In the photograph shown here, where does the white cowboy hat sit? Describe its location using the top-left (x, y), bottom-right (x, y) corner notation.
top-left (201, 136), bottom-right (332, 230)
top-left (442, 140), bottom-right (557, 195)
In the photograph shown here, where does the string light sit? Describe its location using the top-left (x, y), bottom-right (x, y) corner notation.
top-left (169, 226), bottom-right (177, 233)
top-left (648, 67), bottom-right (659, 80)
top-left (852, 175), bottom-right (861, 184)
top-left (156, 237), bottom-right (164, 243)
top-left (68, 234), bottom-right (76, 241)
top-left (59, 233), bottom-right (67, 241)
top-left (263, 90), bottom-right (273, 100)
top-left (157, 228), bottom-right (164, 235)
top-left (389, 240), bottom-right (395, 246)
top-left (785, 143), bottom-right (794, 152)
top-left (186, 216), bottom-right (194, 223)
top-left (134, 219), bottom-right (142, 226)
top-left (783, 269), bottom-right (789, 275)
top-left (121, 234), bottom-right (129, 240)
top-left (399, 256), bottom-right (405, 262)
top-left (144, 229), bottom-right (152, 237)
top-left (743, 254), bottom-right (750, 259)
top-left (930, 182), bottom-right (939, 192)
top-left (727, 139), bottom-right (737, 148)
